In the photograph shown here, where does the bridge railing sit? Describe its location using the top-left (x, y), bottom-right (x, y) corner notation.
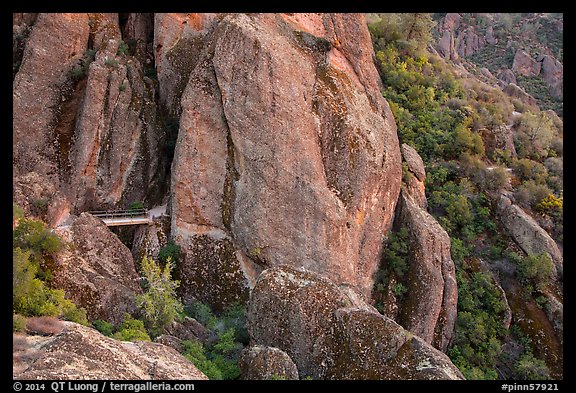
top-left (89, 209), bottom-right (149, 219)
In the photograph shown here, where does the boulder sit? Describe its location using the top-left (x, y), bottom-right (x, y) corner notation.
top-left (391, 191), bottom-right (458, 352)
top-left (497, 68), bottom-right (517, 86)
top-left (512, 50), bottom-right (541, 77)
top-left (170, 13), bottom-right (402, 310)
top-left (503, 83), bottom-right (538, 107)
top-left (131, 216), bottom-right (170, 263)
top-left (485, 25), bottom-right (497, 45)
top-left (539, 55), bottom-right (563, 99)
top-left (239, 345), bottom-right (299, 380)
top-left (497, 195), bottom-right (563, 277)
top-left (163, 317), bottom-right (212, 344)
top-left (14, 322), bottom-right (208, 380)
top-left (455, 27), bottom-right (485, 58)
top-left (51, 213), bottom-right (142, 324)
top-left (247, 265), bottom-right (464, 380)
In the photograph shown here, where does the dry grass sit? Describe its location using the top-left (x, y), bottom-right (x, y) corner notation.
top-left (26, 316), bottom-right (64, 336)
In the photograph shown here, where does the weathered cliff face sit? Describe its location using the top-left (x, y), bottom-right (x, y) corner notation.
top-left (13, 13), bottom-right (168, 217)
top-left (247, 266), bottom-right (464, 380)
top-left (169, 13), bottom-right (402, 310)
top-left (52, 213), bottom-right (142, 324)
top-left (14, 322), bottom-right (208, 380)
top-left (384, 190), bottom-right (458, 352)
top-left (13, 14), bottom-right (90, 186)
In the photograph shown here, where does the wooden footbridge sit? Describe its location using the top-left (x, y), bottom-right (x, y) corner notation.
top-left (88, 209), bottom-right (152, 226)
top-left (88, 205), bottom-right (167, 227)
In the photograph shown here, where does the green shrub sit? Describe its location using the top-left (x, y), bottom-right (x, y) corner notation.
top-left (92, 320), bottom-right (114, 336)
top-left (13, 314), bottom-right (27, 332)
top-left (128, 201), bottom-right (145, 211)
top-left (112, 314), bottom-right (151, 342)
top-left (185, 301), bottom-right (217, 328)
top-left (514, 181), bottom-right (553, 209)
top-left (13, 203), bottom-right (25, 221)
top-left (158, 240), bottom-right (181, 264)
top-left (516, 252), bottom-right (554, 290)
top-left (515, 352), bottom-right (551, 380)
top-left (13, 218), bottom-right (64, 257)
top-left (117, 40), bottom-right (129, 56)
top-left (137, 256), bottom-right (183, 337)
top-left (182, 340), bottom-right (223, 380)
top-left (63, 306), bottom-right (89, 326)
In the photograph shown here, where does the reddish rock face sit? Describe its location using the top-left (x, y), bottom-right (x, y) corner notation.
top-left (170, 13), bottom-right (402, 308)
top-left (13, 13), bottom-right (90, 185)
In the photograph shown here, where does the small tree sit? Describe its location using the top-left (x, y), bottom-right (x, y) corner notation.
top-left (137, 256), bottom-right (183, 337)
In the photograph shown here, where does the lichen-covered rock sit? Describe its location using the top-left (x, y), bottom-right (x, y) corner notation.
top-left (14, 322), bottom-right (208, 380)
top-left (239, 345), bottom-right (299, 380)
top-left (497, 195), bottom-right (562, 277)
top-left (163, 317), bottom-right (212, 344)
top-left (170, 13), bottom-right (402, 309)
top-left (248, 265), bottom-right (464, 380)
top-left (51, 213), bottom-right (142, 324)
top-left (174, 232), bottom-right (254, 312)
top-left (390, 191), bottom-right (458, 352)
top-left (131, 216), bottom-right (170, 262)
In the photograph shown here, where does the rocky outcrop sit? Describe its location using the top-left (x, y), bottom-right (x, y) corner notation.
top-left (14, 322), bottom-right (208, 379)
top-left (400, 143), bottom-right (427, 209)
top-left (436, 13), bottom-right (488, 60)
top-left (248, 265), bottom-right (464, 380)
top-left (512, 50), bottom-right (541, 77)
top-left (67, 14), bottom-right (166, 212)
top-left (13, 13), bottom-right (167, 216)
top-left (170, 13), bottom-right (402, 310)
top-left (480, 124), bottom-right (517, 159)
top-left (497, 69), bottom-right (517, 86)
top-left (51, 213), bottom-right (142, 324)
top-left (538, 54), bottom-right (563, 99)
top-left (13, 172), bottom-right (70, 227)
top-left (391, 191), bottom-right (458, 352)
top-left (497, 195), bottom-right (563, 277)
top-left (239, 345), bottom-right (299, 380)
top-left (503, 83), bottom-right (538, 107)
top-left (153, 13), bottom-right (219, 115)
